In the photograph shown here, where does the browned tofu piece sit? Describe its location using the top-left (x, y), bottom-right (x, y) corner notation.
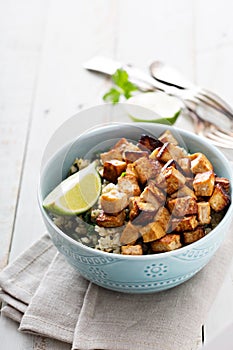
top-left (167, 196), bottom-right (197, 217)
top-left (158, 130), bottom-right (179, 145)
top-left (161, 166), bottom-right (186, 194)
top-left (186, 177), bottom-right (194, 189)
top-left (138, 134), bottom-right (163, 152)
top-left (113, 137), bottom-right (140, 152)
top-left (193, 171), bottom-right (215, 197)
top-left (121, 244), bottom-right (143, 255)
top-left (170, 185), bottom-right (197, 199)
top-left (149, 147), bottom-right (161, 159)
top-left (151, 234), bottom-right (182, 252)
top-left (197, 202), bottom-right (211, 224)
top-left (157, 142), bottom-right (187, 163)
top-left (154, 207), bottom-right (171, 232)
top-left (123, 150), bottom-right (149, 163)
top-left (140, 183), bottom-right (166, 209)
top-left (117, 174), bottom-right (141, 197)
top-left (100, 189), bottom-right (128, 214)
top-left (120, 222), bottom-right (140, 245)
top-left (100, 149), bottom-right (123, 163)
top-left (103, 160), bottom-right (127, 183)
top-left (183, 227), bottom-right (205, 244)
top-left (96, 210), bottom-right (126, 228)
top-left (134, 157), bottom-right (162, 184)
top-left (140, 221), bottom-right (166, 243)
top-left (209, 184), bottom-right (230, 212)
top-left (129, 197), bottom-right (156, 224)
top-left (189, 153), bottom-right (213, 174)
top-left (125, 163), bottom-right (139, 179)
top-left (177, 157), bottom-right (192, 176)
top-left (171, 215), bottom-right (199, 232)
top-left (215, 177), bottom-right (230, 193)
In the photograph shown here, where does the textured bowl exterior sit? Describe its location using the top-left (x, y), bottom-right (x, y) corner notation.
top-left (38, 109), bottom-right (233, 293)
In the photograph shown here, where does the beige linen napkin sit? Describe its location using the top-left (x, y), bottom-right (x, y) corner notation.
top-left (0, 228), bottom-right (233, 350)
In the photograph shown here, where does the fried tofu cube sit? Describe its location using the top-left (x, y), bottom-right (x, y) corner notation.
top-left (100, 149), bottom-right (123, 163)
top-left (117, 174), bottom-right (141, 197)
top-left (140, 183), bottom-right (166, 209)
top-left (149, 147), bottom-right (161, 159)
top-left (158, 130), bottom-right (179, 145)
top-left (209, 184), bottom-right (230, 212)
top-left (171, 215), bottom-right (198, 232)
top-left (96, 210), bottom-right (126, 228)
top-left (134, 157), bottom-right (161, 184)
top-left (140, 221), bottom-right (166, 243)
top-left (113, 138), bottom-right (139, 152)
top-left (193, 171), bottom-right (215, 196)
top-left (167, 196), bottom-right (197, 217)
top-left (157, 142), bottom-right (187, 163)
top-left (161, 166), bottom-right (186, 194)
top-left (154, 207), bottom-right (171, 232)
top-left (121, 244), bottom-right (143, 255)
top-left (103, 160), bottom-right (127, 183)
top-left (123, 150), bottom-right (149, 163)
top-left (125, 163), bottom-right (139, 179)
top-left (215, 177), bottom-right (230, 193)
top-left (100, 189), bottom-right (128, 214)
top-left (138, 134), bottom-right (163, 152)
top-left (177, 157), bottom-right (192, 176)
top-left (129, 197), bottom-right (156, 224)
top-left (183, 227), bottom-right (205, 244)
top-left (189, 153), bottom-right (213, 174)
top-left (151, 234), bottom-right (182, 252)
top-left (170, 185), bottom-right (197, 200)
top-left (120, 222), bottom-right (140, 245)
top-left (197, 202), bottom-right (211, 224)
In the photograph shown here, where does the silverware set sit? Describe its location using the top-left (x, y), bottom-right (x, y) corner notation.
top-left (84, 56), bottom-right (233, 149)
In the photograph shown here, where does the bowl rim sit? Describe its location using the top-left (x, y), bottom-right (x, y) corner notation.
top-left (38, 120), bottom-right (233, 260)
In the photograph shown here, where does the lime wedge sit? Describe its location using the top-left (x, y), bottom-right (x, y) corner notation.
top-left (43, 161), bottom-right (101, 215)
top-left (126, 91), bottom-right (182, 125)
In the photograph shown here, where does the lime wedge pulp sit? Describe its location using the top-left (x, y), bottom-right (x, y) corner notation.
top-left (43, 161), bottom-right (101, 215)
top-left (127, 91), bottom-right (182, 125)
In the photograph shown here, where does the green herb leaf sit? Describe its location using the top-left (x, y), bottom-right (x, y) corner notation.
top-left (103, 69), bottom-right (138, 104)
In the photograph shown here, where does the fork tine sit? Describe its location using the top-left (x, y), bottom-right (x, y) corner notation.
top-left (203, 131), bottom-right (233, 149)
top-left (210, 128), bottom-right (233, 140)
top-left (198, 88), bottom-right (233, 118)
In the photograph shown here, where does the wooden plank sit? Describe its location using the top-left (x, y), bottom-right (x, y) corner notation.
top-left (0, 0), bottom-right (48, 269)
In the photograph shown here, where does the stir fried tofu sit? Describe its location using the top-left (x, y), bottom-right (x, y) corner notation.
top-left (140, 221), bottom-right (166, 243)
top-left (125, 163), bottom-right (139, 178)
top-left (161, 166), bottom-right (186, 194)
top-left (96, 210), bottom-right (126, 228)
top-left (171, 215), bottom-right (199, 232)
top-left (140, 183), bottom-right (166, 209)
top-left (183, 227), bottom-right (205, 244)
top-left (189, 153), bottom-right (213, 174)
top-left (193, 171), bottom-right (215, 197)
top-left (197, 202), bottom-right (211, 224)
top-left (170, 185), bottom-right (197, 199)
top-left (123, 150), bottom-right (149, 163)
top-left (149, 148), bottom-right (161, 159)
top-left (113, 137), bottom-right (140, 153)
top-left (134, 157), bottom-right (162, 184)
top-left (177, 157), bottom-right (192, 176)
top-left (120, 222), bottom-right (140, 245)
top-left (117, 174), bottom-right (141, 197)
top-left (121, 244), bottom-right (143, 255)
top-left (154, 207), bottom-right (170, 231)
top-left (151, 234), bottom-right (182, 252)
top-left (100, 189), bottom-right (128, 214)
top-left (215, 177), bottom-right (230, 193)
top-left (100, 149), bottom-right (123, 163)
top-left (157, 142), bottom-right (188, 163)
top-left (209, 184), bottom-right (230, 212)
top-left (138, 134), bottom-right (163, 152)
top-left (129, 197), bottom-right (156, 224)
top-left (103, 160), bottom-right (127, 183)
top-left (167, 196), bottom-right (197, 217)
top-left (158, 130), bottom-right (179, 145)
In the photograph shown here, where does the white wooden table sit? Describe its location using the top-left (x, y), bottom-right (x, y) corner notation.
top-left (1, 1), bottom-right (233, 348)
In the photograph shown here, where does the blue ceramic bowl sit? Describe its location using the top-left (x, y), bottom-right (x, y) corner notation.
top-left (38, 105), bottom-right (233, 293)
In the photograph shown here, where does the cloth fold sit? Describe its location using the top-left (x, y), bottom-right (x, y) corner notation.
top-left (0, 229), bottom-right (233, 350)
